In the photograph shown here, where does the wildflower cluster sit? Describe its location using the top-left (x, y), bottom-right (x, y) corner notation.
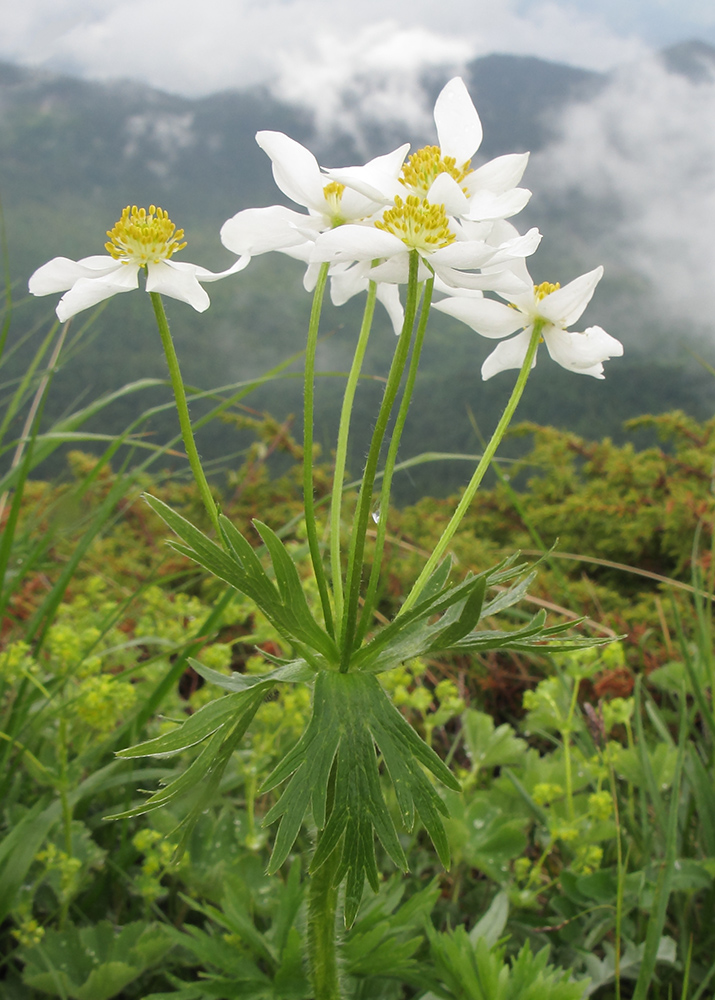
top-left (23, 71), bottom-right (626, 1000)
top-left (29, 76), bottom-right (623, 379)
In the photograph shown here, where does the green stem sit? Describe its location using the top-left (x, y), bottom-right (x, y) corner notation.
top-left (58, 715), bottom-right (73, 930)
top-left (340, 251), bottom-right (420, 665)
top-left (150, 292), bottom-right (220, 535)
top-left (609, 758), bottom-right (624, 1000)
top-left (399, 320), bottom-right (543, 615)
top-left (563, 678), bottom-right (580, 823)
top-left (330, 280), bottom-right (377, 627)
top-left (307, 843), bottom-right (341, 1000)
top-left (355, 275), bottom-right (432, 646)
top-left (303, 263), bottom-right (334, 635)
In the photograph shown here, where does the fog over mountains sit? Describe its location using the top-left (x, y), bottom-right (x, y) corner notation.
top-left (1, 41), bottom-right (714, 496)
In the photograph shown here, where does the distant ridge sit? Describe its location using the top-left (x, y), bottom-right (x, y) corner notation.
top-left (660, 39), bottom-right (715, 81)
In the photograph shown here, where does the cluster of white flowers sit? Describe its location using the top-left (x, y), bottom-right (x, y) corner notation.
top-left (29, 78), bottom-right (623, 379)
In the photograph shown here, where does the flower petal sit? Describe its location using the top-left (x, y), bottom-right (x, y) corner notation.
top-left (465, 153), bottom-right (530, 197)
top-left (430, 240), bottom-right (498, 269)
top-left (282, 242), bottom-right (315, 264)
top-left (367, 255), bottom-right (423, 284)
top-left (376, 282), bottom-right (405, 335)
top-left (339, 187), bottom-right (383, 221)
top-left (538, 266), bottom-right (604, 327)
top-left (29, 256), bottom-right (121, 295)
top-left (435, 266), bottom-right (530, 296)
top-left (482, 329), bottom-right (536, 380)
top-left (432, 296), bottom-right (525, 338)
top-left (311, 226), bottom-right (405, 263)
top-left (543, 324), bottom-right (623, 377)
top-left (188, 257), bottom-right (251, 283)
top-left (488, 227), bottom-right (542, 266)
top-left (433, 276), bottom-right (485, 299)
top-left (55, 265), bottom-right (139, 321)
top-left (256, 131), bottom-right (326, 211)
top-left (221, 205), bottom-right (311, 255)
top-left (145, 260), bottom-right (210, 312)
top-left (328, 262), bottom-right (370, 305)
top-left (463, 187), bottom-right (532, 222)
top-left (303, 261), bottom-right (322, 292)
top-left (326, 143), bottom-right (409, 204)
top-left (427, 173), bottom-right (470, 216)
top-left (434, 77), bottom-right (483, 166)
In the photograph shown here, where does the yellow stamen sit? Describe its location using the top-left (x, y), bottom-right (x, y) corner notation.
top-left (400, 145), bottom-right (473, 198)
top-left (105, 205), bottom-right (187, 265)
top-left (375, 195), bottom-right (455, 253)
top-left (323, 181), bottom-right (347, 227)
top-left (534, 280), bottom-right (560, 300)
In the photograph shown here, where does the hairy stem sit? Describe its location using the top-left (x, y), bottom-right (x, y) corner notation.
top-left (307, 841), bottom-right (342, 1000)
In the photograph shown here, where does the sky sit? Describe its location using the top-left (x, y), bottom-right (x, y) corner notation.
top-left (1, 0), bottom-right (714, 100)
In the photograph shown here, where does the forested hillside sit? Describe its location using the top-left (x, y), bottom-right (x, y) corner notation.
top-left (2, 46), bottom-right (714, 499)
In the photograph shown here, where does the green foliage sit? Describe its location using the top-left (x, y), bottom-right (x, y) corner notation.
top-left (263, 670), bottom-right (457, 925)
top-left (425, 928), bottom-right (583, 1000)
top-left (18, 920), bottom-right (172, 999)
top-left (7, 407), bottom-right (715, 997)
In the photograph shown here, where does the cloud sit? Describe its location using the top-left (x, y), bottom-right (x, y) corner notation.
top-left (269, 21), bottom-right (472, 142)
top-left (529, 49), bottom-right (715, 333)
top-left (1, 0), bottom-right (650, 99)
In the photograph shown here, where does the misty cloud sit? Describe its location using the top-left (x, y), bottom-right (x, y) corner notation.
top-left (1, 0), bottom-right (649, 98)
top-left (529, 48), bottom-right (715, 337)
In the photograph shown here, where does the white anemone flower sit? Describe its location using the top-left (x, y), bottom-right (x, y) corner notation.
top-left (310, 196), bottom-right (541, 292)
top-left (220, 132), bottom-right (410, 272)
top-left (29, 205), bottom-right (247, 321)
top-left (433, 259), bottom-right (624, 379)
top-left (326, 77), bottom-right (531, 225)
top-left (219, 132), bottom-right (410, 331)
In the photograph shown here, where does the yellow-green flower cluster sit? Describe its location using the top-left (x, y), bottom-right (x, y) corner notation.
top-left (0, 641), bottom-right (39, 683)
top-left (132, 829), bottom-right (181, 902)
top-left (35, 843), bottom-right (83, 902)
top-left (75, 675), bottom-right (137, 734)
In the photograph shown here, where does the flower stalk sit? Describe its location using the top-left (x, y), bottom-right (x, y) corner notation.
top-left (330, 278), bottom-right (378, 625)
top-left (400, 319), bottom-right (544, 614)
top-left (355, 273), bottom-right (433, 645)
top-left (339, 250), bottom-right (421, 665)
top-left (150, 291), bottom-right (220, 535)
top-left (302, 262), bottom-right (335, 635)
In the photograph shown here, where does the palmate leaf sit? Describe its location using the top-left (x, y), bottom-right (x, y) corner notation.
top-left (189, 657), bottom-right (316, 693)
top-left (349, 552), bottom-right (521, 671)
top-left (108, 685), bottom-right (270, 823)
top-left (260, 671), bottom-right (460, 926)
top-left (142, 495), bottom-right (338, 664)
top-left (354, 558), bottom-right (610, 674)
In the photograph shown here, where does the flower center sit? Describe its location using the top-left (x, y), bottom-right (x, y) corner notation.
top-left (400, 145), bottom-right (473, 198)
top-left (375, 195), bottom-right (455, 253)
top-left (105, 205), bottom-right (187, 265)
top-left (534, 280), bottom-right (561, 300)
top-left (323, 181), bottom-right (347, 226)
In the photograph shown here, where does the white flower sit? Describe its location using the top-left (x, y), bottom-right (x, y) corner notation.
top-left (220, 132), bottom-right (409, 267)
top-left (219, 133), bottom-right (410, 331)
top-left (326, 77), bottom-right (531, 225)
top-left (310, 197), bottom-right (541, 291)
top-left (29, 205), bottom-right (247, 321)
top-left (433, 261), bottom-right (624, 379)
